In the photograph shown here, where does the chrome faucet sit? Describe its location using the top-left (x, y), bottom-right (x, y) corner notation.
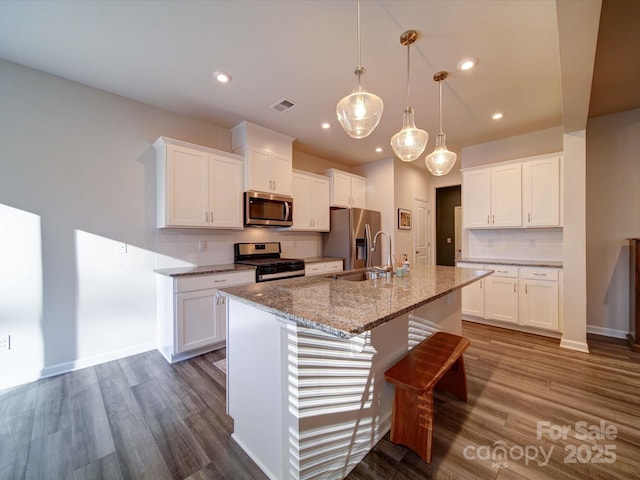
top-left (371, 231), bottom-right (393, 274)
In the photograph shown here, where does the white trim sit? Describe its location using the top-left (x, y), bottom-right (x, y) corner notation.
top-left (586, 325), bottom-right (629, 339)
top-left (1, 342), bottom-right (155, 390)
top-left (559, 337), bottom-right (590, 353)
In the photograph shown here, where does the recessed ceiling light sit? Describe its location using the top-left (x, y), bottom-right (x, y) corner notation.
top-left (213, 71), bottom-right (232, 83)
top-left (375, 147), bottom-right (383, 153)
top-left (457, 57), bottom-right (478, 71)
top-left (321, 122), bottom-right (331, 129)
top-left (492, 112), bottom-right (504, 120)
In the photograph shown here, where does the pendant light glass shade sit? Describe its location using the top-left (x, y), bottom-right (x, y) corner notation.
top-left (390, 30), bottom-right (428, 162)
top-left (390, 107), bottom-right (429, 162)
top-left (425, 71), bottom-right (456, 176)
top-left (425, 133), bottom-right (457, 176)
top-left (337, 67), bottom-right (384, 139)
top-left (336, 0), bottom-right (383, 139)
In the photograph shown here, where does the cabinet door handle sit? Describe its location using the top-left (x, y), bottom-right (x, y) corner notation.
top-left (214, 279), bottom-right (227, 283)
top-left (492, 214), bottom-right (495, 224)
top-left (528, 213), bottom-right (531, 223)
top-left (533, 273), bottom-right (546, 277)
top-left (487, 215), bottom-right (490, 224)
top-left (525, 284), bottom-right (528, 294)
top-left (513, 283), bottom-right (516, 293)
top-left (273, 180), bottom-right (276, 190)
top-left (480, 280), bottom-right (483, 289)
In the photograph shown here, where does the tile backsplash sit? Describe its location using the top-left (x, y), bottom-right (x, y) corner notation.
top-left (155, 228), bottom-right (322, 269)
top-left (463, 228), bottom-right (563, 261)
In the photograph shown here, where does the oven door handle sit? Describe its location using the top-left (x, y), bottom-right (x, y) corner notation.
top-left (284, 201), bottom-right (290, 222)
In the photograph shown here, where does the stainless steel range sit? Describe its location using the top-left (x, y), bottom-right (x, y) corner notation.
top-left (234, 242), bottom-right (305, 282)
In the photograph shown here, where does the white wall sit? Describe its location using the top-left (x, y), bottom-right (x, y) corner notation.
top-left (0, 60), bottom-right (321, 388)
top-left (585, 108), bottom-right (640, 337)
top-left (394, 160), bottom-right (431, 262)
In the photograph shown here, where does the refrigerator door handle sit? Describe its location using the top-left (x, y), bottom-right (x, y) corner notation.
top-left (364, 223), bottom-right (372, 268)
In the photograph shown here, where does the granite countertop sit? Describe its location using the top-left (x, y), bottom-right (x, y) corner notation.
top-left (219, 264), bottom-right (492, 338)
top-left (302, 257), bottom-right (344, 264)
top-left (154, 263), bottom-right (255, 277)
top-left (458, 258), bottom-right (563, 268)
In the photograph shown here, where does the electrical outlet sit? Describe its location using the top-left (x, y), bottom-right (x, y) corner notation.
top-left (529, 239), bottom-right (537, 247)
top-left (198, 240), bottom-right (207, 252)
top-left (0, 335), bottom-right (11, 352)
top-left (117, 242), bottom-right (128, 254)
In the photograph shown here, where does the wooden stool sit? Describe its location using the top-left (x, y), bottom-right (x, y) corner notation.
top-left (383, 332), bottom-right (470, 463)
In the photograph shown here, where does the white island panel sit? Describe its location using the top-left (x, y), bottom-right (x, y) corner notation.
top-left (227, 291), bottom-right (462, 480)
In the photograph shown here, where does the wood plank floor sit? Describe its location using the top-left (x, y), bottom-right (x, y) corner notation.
top-left (1, 321), bottom-right (639, 479)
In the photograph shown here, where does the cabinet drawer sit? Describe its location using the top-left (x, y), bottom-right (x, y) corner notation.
top-left (324, 261), bottom-right (343, 273)
top-left (305, 263), bottom-right (326, 276)
top-left (490, 265), bottom-right (519, 278)
top-left (176, 270), bottom-right (255, 292)
top-left (519, 267), bottom-right (559, 281)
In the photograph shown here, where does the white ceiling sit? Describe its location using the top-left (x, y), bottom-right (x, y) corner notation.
top-left (0, 0), bottom-right (618, 168)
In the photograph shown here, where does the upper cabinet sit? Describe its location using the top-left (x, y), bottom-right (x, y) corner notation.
top-left (155, 137), bottom-right (243, 229)
top-left (522, 154), bottom-right (562, 227)
top-left (463, 163), bottom-right (521, 228)
top-left (291, 170), bottom-right (330, 231)
top-left (324, 169), bottom-right (366, 209)
top-left (231, 121), bottom-right (295, 196)
top-left (462, 152), bottom-right (562, 229)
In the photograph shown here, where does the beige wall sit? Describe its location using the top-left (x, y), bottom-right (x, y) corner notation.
top-left (292, 150), bottom-right (356, 175)
top-left (461, 126), bottom-right (563, 168)
top-left (586, 108), bottom-right (640, 336)
top-left (0, 59), bottom-right (323, 388)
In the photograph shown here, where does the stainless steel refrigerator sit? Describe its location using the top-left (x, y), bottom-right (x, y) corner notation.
top-left (322, 208), bottom-right (381, 270)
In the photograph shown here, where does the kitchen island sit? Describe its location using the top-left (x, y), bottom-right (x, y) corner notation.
top-left (219, 265), bottom-right (491, 480)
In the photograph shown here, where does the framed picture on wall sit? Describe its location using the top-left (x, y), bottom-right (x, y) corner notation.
top-left (398, 208), bottom-right (412, 230)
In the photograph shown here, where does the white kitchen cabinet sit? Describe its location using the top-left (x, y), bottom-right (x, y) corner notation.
top-left (462, 163), bottom-right (522, 228)
top-left (305, 260), bottom-right (343, 276)
top-left (519, 267), bottom-right (560, 330)
top-left (484, 266), bottom-right (519, 324)
top-left (291, 170), bottom-right (330, 231)
top-left (157, 269), bottom-right (255, 363)
top-left (459, 261), bottom-right (562, 333)
top-left (324, 169), bottom-right (366, 209)
top-left (155, 137), bottom-right (243, 229)
top-left (231, 121), bottom-right (294, 196)
top-left (523, 154), bottom-right (562, 227)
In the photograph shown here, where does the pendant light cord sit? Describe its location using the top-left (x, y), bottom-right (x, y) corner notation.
top-left (438, 79), bottom-right (443, 134)
top-left (357, 0), bottom-right (362, 68)
top-left (405, 40), bottom-right (411, 109)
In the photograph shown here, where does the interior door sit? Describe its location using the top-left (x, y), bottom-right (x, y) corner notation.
top-left (413, 197), bottom-right (429, 265)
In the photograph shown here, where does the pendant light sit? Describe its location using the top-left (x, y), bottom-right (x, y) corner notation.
top-left (390, 30), bottom-right (428, 162)
top-left (425, 71), bottom-right (457, 176)
top-left (336, 0), bottom-right (383, 139)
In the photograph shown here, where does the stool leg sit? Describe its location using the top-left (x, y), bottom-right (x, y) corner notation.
top-left (434, 356), bottom-right (468, 401)
top-left (390, 387), bottom-right (435, 463)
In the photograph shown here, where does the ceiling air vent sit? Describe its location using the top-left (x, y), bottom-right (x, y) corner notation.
top-left (271, 98), bottom-right (297, 113)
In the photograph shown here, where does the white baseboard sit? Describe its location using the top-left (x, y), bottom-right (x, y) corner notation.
top-left (586, 325), bottom-right (629, 339)
top-left (559, 337), bottom-right (590, 353)
top-left (1, 342), bottom-right (155, 391)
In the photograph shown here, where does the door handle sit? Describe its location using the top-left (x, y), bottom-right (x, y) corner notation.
top-left (284, 201), bottom-right (290, 222)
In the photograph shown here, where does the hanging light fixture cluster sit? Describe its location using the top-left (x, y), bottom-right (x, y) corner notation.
top-left (390, 30), bottom-right (429, 162)
top-left (425, 71), bottom-right (457, 176)
top-left (336, 1), bottom-right (457, 176)
top-left (336, 0), bottom-right (384, 139)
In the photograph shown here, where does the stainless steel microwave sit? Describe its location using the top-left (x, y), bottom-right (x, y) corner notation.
top-left (244, 191), bottom-right (293, 227)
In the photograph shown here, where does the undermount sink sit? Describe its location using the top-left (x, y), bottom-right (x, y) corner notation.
top-left (332, 270), bottom-right (378, 282)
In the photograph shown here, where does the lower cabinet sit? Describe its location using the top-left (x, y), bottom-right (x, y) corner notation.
top-left (459, 262), bottom-right (561, 332)
top-left (305, 260), bottom-right (343, 276)
top-left (519, 267), bottom-right (559, 330)
top-left (484, 266), bottom-right (519, 324)
top-left (157, 269), bottom-right (255, 363)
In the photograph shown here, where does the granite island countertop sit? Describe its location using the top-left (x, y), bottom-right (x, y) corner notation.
top-left (219, 264), bottom-right (492, 338)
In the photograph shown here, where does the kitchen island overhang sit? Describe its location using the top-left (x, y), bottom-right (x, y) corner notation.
top-left (219, 265), bottom-right (491, 480)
